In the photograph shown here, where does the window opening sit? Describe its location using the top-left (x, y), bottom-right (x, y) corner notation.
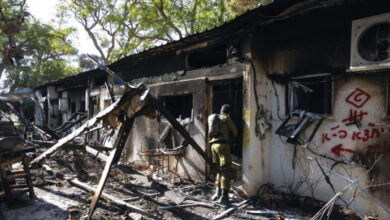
top-left (158, 94), bottom-right (193, 149)
top-left (278, 74), bottom-right (331, 144)
top-left (160, 94), bottom-right (193, 121)
top-left (288, 75), bottom-right (332, 115)
top-left (186, 45), bottom-right (226, 69)
top-left (70, 102), bottom-right (76, 113)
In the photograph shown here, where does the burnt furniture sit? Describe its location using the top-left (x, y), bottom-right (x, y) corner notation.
top-left (0, 148), bottom-right (36, 205)
top-left (0, 121), bottom-right (35, 205)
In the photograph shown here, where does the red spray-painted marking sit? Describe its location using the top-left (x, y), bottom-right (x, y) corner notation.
top-left (345, 88), bottom-right (371, 108)
top-left (331, 144), bottom-right (356, 157)
top-left (342, 110), bottom-right (368, 123)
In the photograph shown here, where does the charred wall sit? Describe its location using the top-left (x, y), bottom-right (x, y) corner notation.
top-left (247, 3), bottom-right (390, 218)
top-left (124, 62), bottom-right (248, 182)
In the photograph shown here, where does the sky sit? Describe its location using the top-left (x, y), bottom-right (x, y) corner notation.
top-left (26, 0), bottom-right (99, 55)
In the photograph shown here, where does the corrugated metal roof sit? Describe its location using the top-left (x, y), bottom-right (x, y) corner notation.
top-left (33, 0), bottom-right (337, 89)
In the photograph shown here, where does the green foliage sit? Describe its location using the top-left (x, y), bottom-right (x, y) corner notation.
top-left (59, 0), bottom-right (233, 64)
top-left (224, 0), bottom-right (272, 16)
top-left (0, 0), bottom-right (80, 91)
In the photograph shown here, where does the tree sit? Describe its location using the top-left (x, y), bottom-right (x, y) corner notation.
top-left (0, 0), bottom-right (28, 75)
top-left (58, 0), bottom-right (233, 64)
top-left (224, 0), bottom-right (273, 16)
top-left (0, 0), bottom-right (80, 91)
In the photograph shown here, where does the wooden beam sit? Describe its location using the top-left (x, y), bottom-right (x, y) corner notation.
top-left (87, 117), bottom-right (135, 220)
top-left (69, 178), bottom-right (160, 219)
top-left (29, 98), bottom-right (121, 167)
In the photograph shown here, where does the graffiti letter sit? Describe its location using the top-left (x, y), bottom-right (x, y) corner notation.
top-left (322, 133), bottom-right (331, 143)
top-left (338, 130), bottom-right (347, 139)
top-left (370, 128), bottom-right (381, 139)
top-left (362, 129), bottom-right (370, 142)
top-left (352, 131), bottom-right (362, 141)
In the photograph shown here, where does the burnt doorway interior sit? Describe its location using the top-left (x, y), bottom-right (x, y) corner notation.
top-left (212, 78), bottom-right (243, 158)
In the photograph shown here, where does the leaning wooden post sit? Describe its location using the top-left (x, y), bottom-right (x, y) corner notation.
top-left (87, 117), bottom-right (135, 220)
top-left (148, 95), bottom-right (215, 170)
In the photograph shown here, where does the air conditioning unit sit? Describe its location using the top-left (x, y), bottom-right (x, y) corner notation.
top-left (350, 12), bottom-right (390, 71)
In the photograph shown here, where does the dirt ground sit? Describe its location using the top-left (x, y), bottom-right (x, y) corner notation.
top-left (0, 149), bottom-right (326, 220)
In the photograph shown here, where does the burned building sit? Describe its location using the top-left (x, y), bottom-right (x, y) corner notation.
top-left (32, 0), bottom-right (390, 218)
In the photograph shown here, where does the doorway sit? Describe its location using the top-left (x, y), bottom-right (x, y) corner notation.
top-left (212, 78), bottom-right (243, 158)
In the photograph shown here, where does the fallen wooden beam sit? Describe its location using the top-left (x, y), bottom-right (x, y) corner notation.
top-left (32, 124), bottom-right (59, 140)
top-left (54, 111), bottom-right (86, 131)
top-left (159, 201), bottom-right (214, 210)
top-left (31, 140), bottom-right (85, 150)
top-left (29, 98), bottom-right (122, 167)
top-left (148, 96), bottom-right (215, 169)
top-left (211, 199), bottom-right (251, 220)
top-left (175, 191), bottom-right (225, 207)
top-left (85, 146), bottom-right (109, 162)
top-left (68, 178), bottom-right (160, 220)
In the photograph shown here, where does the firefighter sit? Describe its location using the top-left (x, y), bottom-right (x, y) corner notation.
top-left (210, 104), bottom-right (238, 206)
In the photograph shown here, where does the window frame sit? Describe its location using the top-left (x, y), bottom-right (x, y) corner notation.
top-left (159, 93), bottom-right (194, 124)
top-left (287, 73), bottom-right (333, 116)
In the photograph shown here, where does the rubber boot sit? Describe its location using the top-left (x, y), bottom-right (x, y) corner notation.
top-left (211, 186), bottom-right (221, 201)
top-left (217, 189), bottom-right (231, 206)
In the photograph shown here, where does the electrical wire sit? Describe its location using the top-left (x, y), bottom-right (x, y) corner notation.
top-left (271, 80), bottom-right (283, 121)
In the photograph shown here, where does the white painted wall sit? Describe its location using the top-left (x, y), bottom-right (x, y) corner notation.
top-left (242, 63), bottom-right (271, 195)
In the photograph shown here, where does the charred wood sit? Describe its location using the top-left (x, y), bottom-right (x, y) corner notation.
top-left (29, 98), bottom-right (121, 167)
top-left (68, 178), bottom-right (160, 220)
top-left (211, 199), bottom-right (251, 220)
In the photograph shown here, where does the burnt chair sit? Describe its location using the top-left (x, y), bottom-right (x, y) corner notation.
top-left (0, 121), bottom-right (35, 206)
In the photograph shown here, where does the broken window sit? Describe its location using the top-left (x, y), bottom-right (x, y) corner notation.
top-left (70, 102), bottom-right (76, 113)
top-left (277, 74), bottom-right (331, 144)
top-left (160, 94), bottom-right (193, 121)
top-left (275, 110), bottom-right (325, 145)
top-left (158, 94), bottom-right (193, 149)
top-left (288, 74), bottom-right (332, 115)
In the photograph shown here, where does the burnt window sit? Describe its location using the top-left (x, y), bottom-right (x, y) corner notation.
top-left (160, 94), bottom-right (193, 120)
top-left (288, 75), bottom-right (332, 115)
top-left (186, 45), bottom-right (226, 69)
top-left (41, 89), bottom-right (47, 97)
top-left (70, 102), bottom-right (76, 113)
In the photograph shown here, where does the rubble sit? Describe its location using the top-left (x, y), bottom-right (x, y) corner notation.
top-left (0, 141), bottom-right (363, 220)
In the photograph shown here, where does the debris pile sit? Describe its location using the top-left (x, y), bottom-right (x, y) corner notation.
top-left (1, 146), bottom-right (357, 220)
